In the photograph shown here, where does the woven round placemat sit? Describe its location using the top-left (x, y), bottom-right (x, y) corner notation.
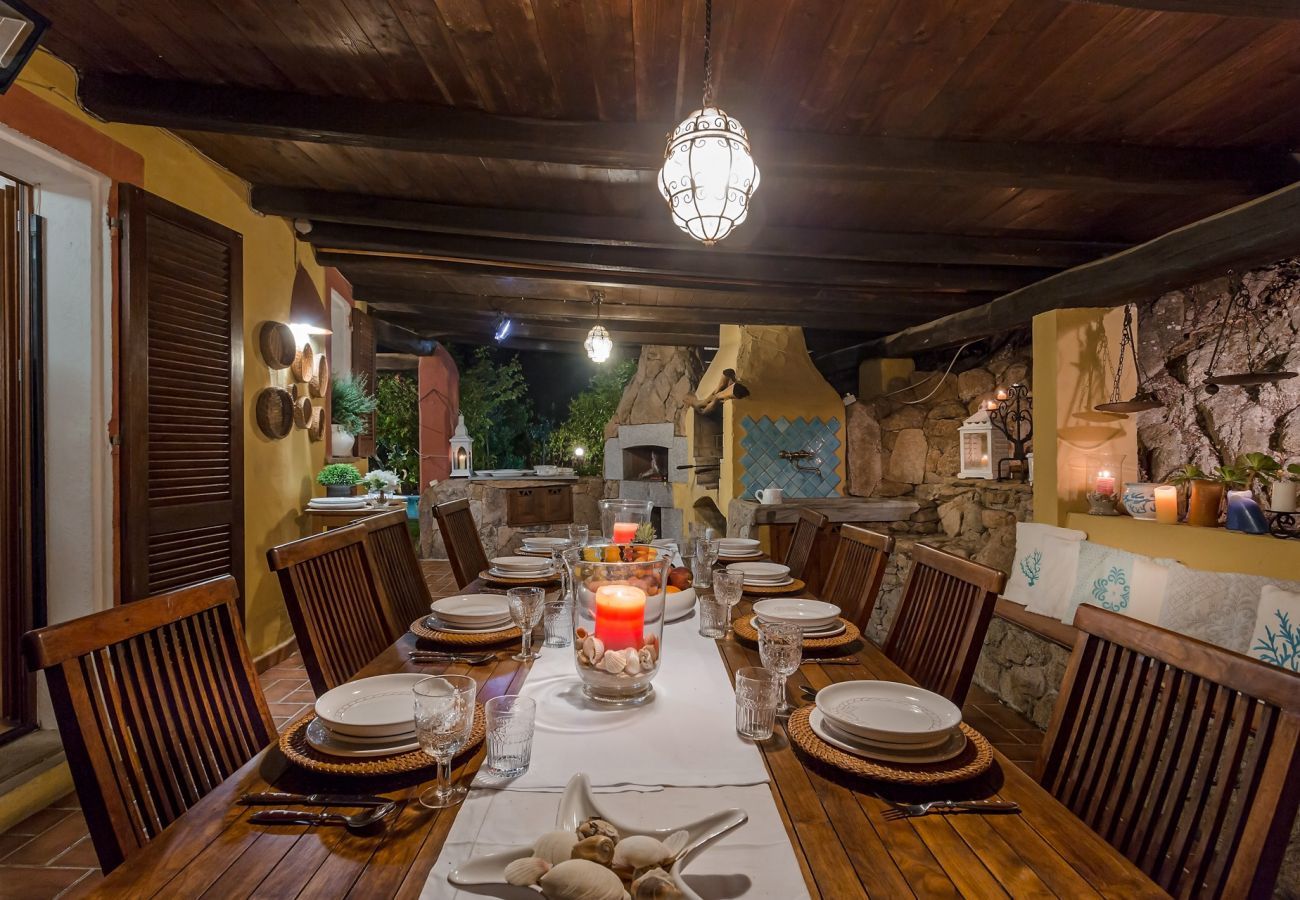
top-left (787, 706), bottom-right (993, 785)
top-left (741, 577), bottom-right (806, 596)
top-left (733, 615), bottom-right (861, 651)
top-left (279, 704), bottom-right (485, 776)
top-left (479, 568), bottom-right (561, 586)
top-left (410, 616), bottom-right (521, 647)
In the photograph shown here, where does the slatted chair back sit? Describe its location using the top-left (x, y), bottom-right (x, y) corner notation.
top-left (783, 508), bottom-right (829, 582)
top-left (21, 576), bottom-right (274, 874)
top-left (360, 509), bottom-right (433, 628)
top-left (1040, 605), bottom-right (1300, 900)
top-left (434, 498), bottom-right (489, 588)
top-left (819, 525), bottom-right (894, 630)
top-left (882, 543), bottom-right (1004, 706)
top-left (267, 523), bottom-right (398, 694)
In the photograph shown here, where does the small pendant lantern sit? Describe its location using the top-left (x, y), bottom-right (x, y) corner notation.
top-left (958, 409), bottom-right (1010, 481)
top-left (449, 414), bottom-right (473, 478)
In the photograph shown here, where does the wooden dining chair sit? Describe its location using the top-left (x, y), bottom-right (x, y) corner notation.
top-left (434, 498), bottom-right (489, 588)
top-left (881, 543), bottom-right (1004, 706)
top-left (783, 508), bottom-right (828, 582)
top-left (21, 575), bottom-right (275, 874)
top-left (1040, 605), bottom-right (1300, 899)
top-left (359, 508), bottom-right (435, 628)
top-left (819, 525), bottom-right (894, 630)
top-left (267, 523), bottom-right (399, 694)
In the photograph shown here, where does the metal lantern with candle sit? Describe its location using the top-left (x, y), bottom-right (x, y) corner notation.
top-left (957, 409), bottom-right (1010, 480)
top-left (449, 414), bottom-right (473, 478)
top-left (564, 546), bottom-right (671, 705)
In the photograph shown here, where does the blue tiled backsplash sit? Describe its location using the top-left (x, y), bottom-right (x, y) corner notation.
top-left (739, 416), bottom-right (842, 499)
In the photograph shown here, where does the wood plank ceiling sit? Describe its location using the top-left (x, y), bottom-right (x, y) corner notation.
top-left (31, 0), bottom-right (1300, 355)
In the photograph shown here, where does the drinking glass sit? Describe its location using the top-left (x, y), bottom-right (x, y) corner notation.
top-left (507, 587), bottom-right (545, 661)
top-left (542, 596), bottom-right (572, 648)
top-left (413, 675), bottom-right (478, 808)
top-left (757, 620), bottom-right (802, 718)
top-left (713, 570), bottom-right (745, 636)
top-left (484, 694), bottom-right (536, 778)
top-left (734, 666), bottom-right (781, 740)
top-left (692, 538), bottom-right (720, 588)
top-left (567, 523), bottom-right (589, 547)
top-left (698, 595), bottom-right (729, 639)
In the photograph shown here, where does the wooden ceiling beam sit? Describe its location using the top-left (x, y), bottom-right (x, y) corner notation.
top-left (1064, 0), bottom-right (1300, 19)
top-left (78, 73), bottom-right (1300, 195)
top-left (821, 180), bottom-right (1300, 368)
top-left (253, 186), bottom-right (1124, 268)
top-left (305, 224), bottom-right (1050, 293)
top-left (382, 316), bottom-right (719, 347)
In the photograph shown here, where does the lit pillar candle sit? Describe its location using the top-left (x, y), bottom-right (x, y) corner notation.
top-left (593, 584), bottom-right (646, 651)
top-left (611, 521), bottom-right (638, 543)
top-left (995, 388), bottom-right (1009, 401)
top-left (1095, 470), bottom-right (1115, 496)
top-left (1155, 485), bottom-right (1178, 524)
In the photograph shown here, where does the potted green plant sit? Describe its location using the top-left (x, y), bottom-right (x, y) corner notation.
top-left (330, 373), bottom-right (378, 457)
top-left (1225, 452), bottom-right (1280, 534)
top-left (317, 462), bottom-right (363, 498)
top-left (1167, 464), bottom-right (1224, 527)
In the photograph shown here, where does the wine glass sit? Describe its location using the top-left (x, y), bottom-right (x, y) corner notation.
top-left (712, 570), bottom-right (745, 637)
top-left (507, 587), bottom-right (545, 661)
top-left (757, 620), bottom-right (802, 718)
top-left (413, 675), bottom-right (478, 809)
top-left (567, 523), bottom-right (589, 547)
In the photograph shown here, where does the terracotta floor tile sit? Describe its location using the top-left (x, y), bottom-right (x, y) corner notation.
top-left (0, 865), bottom-right (90, 899)
top-left (58, 869), bottom-right (104, 900)
top-left (49, 836), bottom-right (99, 869)
top-left (979, 699), bottom-right (1043, 732)
top-left (5, 808), bottom-right (73, 838)
top-left (281, 688), bottom-right (317, 704)
top-left (3, 811), bottom-right (89, 866)
top-left (48, 793), bottom-right (80, 812)
top-left (268, 701), bottom-right (312, 719)
top-left (261, 678), bottom-right (310, 703)
top-left (1009, 728), bottom-right (1046, 747)
top-left (0, 834), bottom-right (30, 860)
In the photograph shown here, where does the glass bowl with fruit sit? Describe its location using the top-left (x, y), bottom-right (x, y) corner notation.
top-left (565, 545), bottom-right (672, 706)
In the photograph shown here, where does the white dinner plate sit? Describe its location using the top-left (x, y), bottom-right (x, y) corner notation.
top-left (306, 718), bottom-right (420, 757)
top-left (490, 555), bottom-right (553, 572)
top-left (748, 615), bottom-right (845, 639)
top-left (809, 709), bottom-right (966, 764)
top-left (717, 538), bottom-right (760, 550)
top-left (307, 500), bottom-right (366, 509)
top-left (316, 722), bottom-right (417, 745)
top-left (431, 594), bottom-right (510, 624)
top-left (426, 616), bottom-right (513, 634)
top-left (815, 681), bottom-right (962, 745)
top-left (726, 561), bottom-right (790, 579)
top-left (743, 576), bottom-right (794, 588)
top-left (314, 673), bottom-right (425, 739)
top-left (752, 598), bottom-right (841, 628)
top-left (521, 537), bottom-right (569, 548)
top-left (488, 567), bottom-right (555, 580)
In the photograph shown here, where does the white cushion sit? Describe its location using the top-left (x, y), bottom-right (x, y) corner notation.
top-left (1004, 522), bottom-right (1086, 620)
top-left (1125, 556), bottom-right (1173, 625)
top-left (1249, 585), bottom-right (1300, 672)
top-left (1066, 541), bottom-right (1137, 623)
top-left (1158, 564), bottom-right (1300, 654)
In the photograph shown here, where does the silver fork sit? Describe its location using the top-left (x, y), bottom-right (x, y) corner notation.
top-left (883, 800), bottom-right (1020, 820)
top-left (409, 651), bottom-right (496, 665)
top-left (250, 803), bottom-right (397, 829)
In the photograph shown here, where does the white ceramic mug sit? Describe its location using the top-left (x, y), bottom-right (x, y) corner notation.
top-left (755, 487), bottom-right (784, 505)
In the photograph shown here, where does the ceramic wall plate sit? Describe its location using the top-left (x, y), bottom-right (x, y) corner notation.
top-left (314, 673), bottom-right (425, 739)
top-left (752, 598), bottom-right (841, 628)
top-left (815, 681), bottom-right (962, 745)
top-left (449, 773), bottom-right (747, 900)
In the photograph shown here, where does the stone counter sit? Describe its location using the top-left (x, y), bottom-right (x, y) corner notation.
top-left (467, 477), bottom-right (578, 486)
top-left (727, 497), bottom-right (920, 536)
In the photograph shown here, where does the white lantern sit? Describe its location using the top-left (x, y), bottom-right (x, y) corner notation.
top-left (585, 324), bottom-right (612, 363)
top-left (657, 106), bottom-right (760, 246)
top-left (958, 410), bottom-right (1011, 480)
top-left (449, 414), bottom-right (473, 478)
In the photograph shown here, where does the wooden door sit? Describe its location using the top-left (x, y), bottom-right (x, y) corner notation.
top-left (350, 307), bottom-right (375, 458)
top-left (119, 186), bottom-right (244, 605)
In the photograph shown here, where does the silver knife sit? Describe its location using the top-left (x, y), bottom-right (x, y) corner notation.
top-left (239, 791), bottom-right (391, 807)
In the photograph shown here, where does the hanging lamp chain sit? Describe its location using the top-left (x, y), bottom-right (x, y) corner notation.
top-left (702, 0), bottom-right (714, 108)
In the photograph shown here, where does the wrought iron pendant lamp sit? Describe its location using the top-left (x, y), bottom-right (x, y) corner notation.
top-left (1095, 304), bottom-right (1162, 414)
top-left (1202, 269), bottom-right (1298, 392)
top-left (657, 0), bottom-right (759, 246)
top-left (585, 290), bottom-right (613, 363)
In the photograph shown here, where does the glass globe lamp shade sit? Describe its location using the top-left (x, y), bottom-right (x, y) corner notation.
top-left (585, 324), bottom-right (612, 363)
top-left (657, 106), bottom-right (760, 246)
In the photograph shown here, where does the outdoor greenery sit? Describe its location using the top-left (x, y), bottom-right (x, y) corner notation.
top-left (317, 463), bottom-right (362, 486)
top-left (454, 347), bottom-right (535, 469)
top-left (331, 373), bottom-right (378, 436)
top-left (544, 360), bottom-right (637, 475)
top-left (371, 372), bottom-right (420, 489)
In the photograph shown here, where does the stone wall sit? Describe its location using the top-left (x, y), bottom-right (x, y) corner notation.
top-left (1136, 256), bottom-right (1300, 478)
top-left (419, 477), bottom-right (606, 560)
top-left (605, 345), bottom-right (702, 439)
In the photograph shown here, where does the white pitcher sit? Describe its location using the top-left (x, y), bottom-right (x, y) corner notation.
top-left (755, 487), bottom-right (784, 505)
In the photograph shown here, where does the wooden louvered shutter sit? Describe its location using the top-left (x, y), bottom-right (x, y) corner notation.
top-left (351, 308), bottom-right (376, 458)
top-left (119, 186), bottom-right (244, 607)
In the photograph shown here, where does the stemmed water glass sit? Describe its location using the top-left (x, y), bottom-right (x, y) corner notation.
top-left (692, 538), bottom-right (720, 588)
top-left (413, 675), bottom-right (478, 809)
top-left (567, 523), bottom-right (589, 547)
top-left (713, 569), bottom-right (745, 637)
top-left (757, 620), bottom-right (802, 718)
top-left (507, 587), bottom-right (545, 661)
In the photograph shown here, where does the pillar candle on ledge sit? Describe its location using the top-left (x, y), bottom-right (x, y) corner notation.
top-left (1154, 485), bottom-right (1178, 524)
top-left (1094, 470), bottom-right (1115, 496)
top-left (611, 521), bottom-right (639, 543)
top-left (594, 584), bottom-right (646, 651)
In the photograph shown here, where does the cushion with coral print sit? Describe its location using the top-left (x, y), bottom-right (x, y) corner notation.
top-left (1004, 522), bottom-right (1087, 620)
top-left (1250, 585), bottom-right (1300, 673)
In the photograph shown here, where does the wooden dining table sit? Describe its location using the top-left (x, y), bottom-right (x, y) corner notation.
top-left (94, 578), bottom-right (1167, 898)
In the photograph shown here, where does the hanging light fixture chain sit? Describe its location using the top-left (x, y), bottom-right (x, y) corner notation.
top-left (702, 0), bottom-right (714, 108)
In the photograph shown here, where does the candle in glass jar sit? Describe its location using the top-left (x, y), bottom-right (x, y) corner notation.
top-left (593, 584), bottom-right (646, 651)
top-left (611, 521), bottom-right (639, 544)
top-left (1095, 470), bottom-right (1115, 496)
top-left (1154, 485), bottom-right (1178, 524)
top-left (995, 388), bottom-right (1009, 401)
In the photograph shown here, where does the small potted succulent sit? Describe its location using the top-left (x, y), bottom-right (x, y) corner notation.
top-left (330, 373), bottom-right (378, 457)
top-left (363, 468), bottom-right (401, 505)
top-left (1167, 464), bottom-right (1225, 527)
top-left (1224, 452), bottom-right (1281, 534)
top-left (317, 462), bottom-right (363, 498)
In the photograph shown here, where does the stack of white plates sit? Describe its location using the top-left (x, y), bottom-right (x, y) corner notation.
top-left (811, 681), bottom-right (967, 764)
top-left (307, 673), bottom-right (424, 758)
top-left (488, 556), bottom-right (555, 579)
top-left (307, 496), bottom-right (367, 510)
top-left (520, 536), bottom-right (569, 554)
top-left (717, 538), bottom-right (761, 559)
top-left (752, 598), bottom-right (845, 637)
top-left (726, 561), bottom-right (793, 588)
top-left (428, 594), bottom-right (512, 633)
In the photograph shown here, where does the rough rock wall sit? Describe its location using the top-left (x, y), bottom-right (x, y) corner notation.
top-left (419, 477), bottom-right (605, 560)
top-left (605, 345), bottom-right (703, 438)
top-left (1136, 257), bottom-right (1300, 478)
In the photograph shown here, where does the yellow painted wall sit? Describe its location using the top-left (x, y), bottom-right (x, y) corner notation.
top-left (17, 52), bottom-right (326, 656)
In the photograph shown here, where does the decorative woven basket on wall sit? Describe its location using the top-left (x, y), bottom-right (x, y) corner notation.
top-left (291, 343), bottom-right (314, 383)
top-left (258, 321), bottom-right (296, 370)
top-left (309, 353), bottom-right (330, 399)
top-left (307, 407), bottom-right (325, 441)
top-left (255, 387), bottom-right (294, 439)
top-left (293, 392), bottom-right (314, 429)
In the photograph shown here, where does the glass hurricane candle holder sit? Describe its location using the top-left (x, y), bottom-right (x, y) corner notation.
top-left (565, 546), bottom-right (671, 706)
top-left (599, 499), bottom-right (654, 544)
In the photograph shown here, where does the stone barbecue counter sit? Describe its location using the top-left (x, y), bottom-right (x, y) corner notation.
top-left (467, 477), bottom-right (578, 485)
top-left (727, 496), bottom-right (920, 535)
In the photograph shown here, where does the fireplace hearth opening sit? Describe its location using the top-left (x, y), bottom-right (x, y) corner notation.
top-left (622, 445), bottom-right (668, 481)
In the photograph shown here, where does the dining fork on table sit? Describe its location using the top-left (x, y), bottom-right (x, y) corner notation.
top-left (248, 805), bottom-right (397, 829)
top-left (883, 800), bottom-right (1020, 819)
top-left (802, 655), bottom-right (860, 666)
top-left (409, 651), bottom-right (498, 665)
top-left (240, 791), bottom-right (392, 807)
